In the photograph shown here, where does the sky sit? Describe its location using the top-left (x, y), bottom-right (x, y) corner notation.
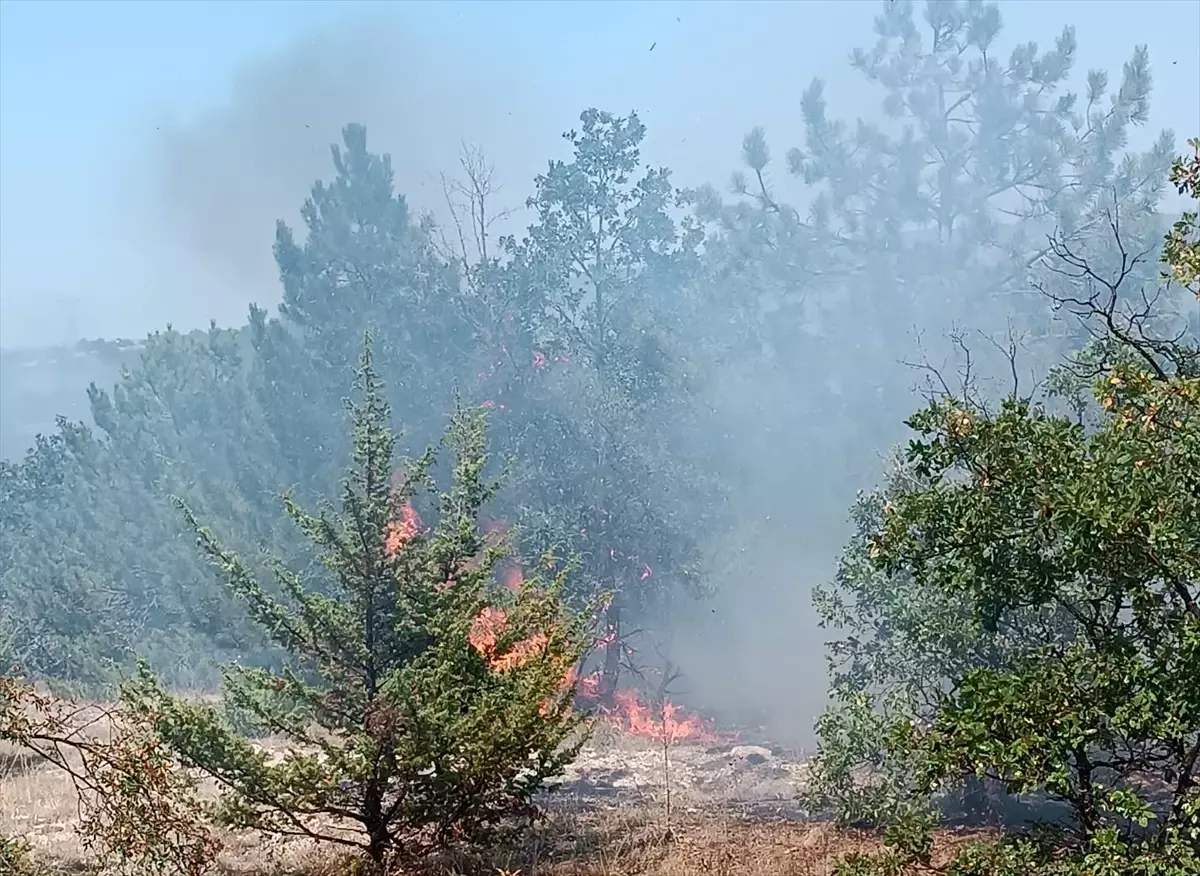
top-left (1, 0), bottom-right (1197, 349)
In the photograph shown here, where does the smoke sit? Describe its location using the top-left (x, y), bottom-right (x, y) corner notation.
top-left (134, 7), bottom-right (860, 743)
top-left (136, 12), bottom-right (561, 332)
top-left (5, 0), bottom-right (1197, 742)
top-left (131, 2), bottom-right (888, 336)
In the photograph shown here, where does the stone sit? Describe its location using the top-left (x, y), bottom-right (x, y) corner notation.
top-left (727, 745), bottom-right (773, 765)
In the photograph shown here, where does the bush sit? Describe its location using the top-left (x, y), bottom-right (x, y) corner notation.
top-left (0, 674), bottom-right (220, 876)
top-left (815, 367), bottom-right (1200, 876)
top-left (126, 337), bottom-right (595, 868)
top-left (809, 141), bottom-right (1200, 874)
top-left (0, 834), bottom-right (40, 876)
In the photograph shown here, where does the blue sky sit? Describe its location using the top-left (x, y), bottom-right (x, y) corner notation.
top-left (1, 0), bottom-right (1197, 348)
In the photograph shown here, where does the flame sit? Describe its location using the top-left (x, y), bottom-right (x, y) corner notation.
top-left (467, 602), bottom-right (573, 724)
top-left (482, 520), bottom-right (524, 593)
top-left (382, 490), bottom-right (553, 679)
top-left (467, 605), bottom-right (556, 674)
top-left (384, 502), bottom-right (422, 555)
top-left (606, 690), bottom-right (717, 744)
top-left (467, 606), bottom-right (509, 661)
top-left (565, 673), bottom-right (720, 744)
top-left (467, 596), bottom-right (721, 742)
top-left (575, 670), bottom-right (603, 700)
top-left (381, 498), bottom-right (722, 743)
top-left (492, 634), bottom-right (549, 672)
top-left (502, 564), bottom-right (524, 593)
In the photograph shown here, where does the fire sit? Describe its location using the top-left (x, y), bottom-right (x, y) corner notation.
top-left (385, 503), bottom-right (553, 678)
top-left (467, 606), bottom-right (552, 673)
top-left (483, 519), bottom-right (524, 593)
top-left (467, 604), bottom-right (577, 721)
top-left (606, 690), bottom-right (718, 744)
top-left (565, 674), bottom-right (719, 744)
top-left (574, 669), bottom-right (603, 701)
top-left (501, 564), bottom-right (524, 593)
top-left (565, 654), bottom-right (720, 744)
top-left (384, 501), bottom-right (422, 554)
top-left (467, 606), bottom-right (507, 656)
top-left (382, 496), bottom-right (722, 743)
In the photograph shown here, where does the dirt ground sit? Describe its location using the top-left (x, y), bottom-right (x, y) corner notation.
top-left (2, 727), bottom-right (985, 875)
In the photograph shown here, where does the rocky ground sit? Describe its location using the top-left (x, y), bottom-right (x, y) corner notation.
top-left (550, 733), bottom-right (812, 819)
top-left (4, 718), bottom-right (993, 875)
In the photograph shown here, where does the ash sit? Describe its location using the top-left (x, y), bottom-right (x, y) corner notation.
top-left (542, 735), bottom-right (813, 819)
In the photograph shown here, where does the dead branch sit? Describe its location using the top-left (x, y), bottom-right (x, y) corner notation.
top-left (0, 677), bottom-right (220, 875)
top-left (438, 143), bottom-right (518, 272)
top-left (1034, 196), bottom-right (1199, 380)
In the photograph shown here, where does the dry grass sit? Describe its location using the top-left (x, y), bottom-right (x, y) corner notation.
top-left (2, 738), bottom-right (86, 863)
top-left (2, 748), bottom-right (991, 876)
top-left (1, 698), bottom-right (120, 861)
top-left (1, 694), bottom-right (990, 875)
top-left (418, 806), bottom-right (990, 876)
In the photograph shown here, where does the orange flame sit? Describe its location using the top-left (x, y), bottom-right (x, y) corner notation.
top-left (384, 502), bottom-right (422, 555)
top-left (606, 690), bottom-right (717, 744)
top-left (382, 499), bottom-right (722, 742)
top-left (501, 564), bottom-right (524, 593)
top-left (467, 606), bottom-right (507, 657)
top-left (467, 605), bottom-right (557, 674)
top-left (482, 521), bottom-right (523, 593)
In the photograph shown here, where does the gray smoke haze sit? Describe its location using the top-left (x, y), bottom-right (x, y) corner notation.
top-left (3, 0), bottom-right (1198, 743)
top-left (123, 1), bottom-right (1196, 345)
top-left (3, 1), bottom-right (1195, 346)
top-left (125, 7), bottom-right (869, 742)
top-left (140, 15), bottom-right (551, 328)
top-left (127, 3), bottom-right (880, 338)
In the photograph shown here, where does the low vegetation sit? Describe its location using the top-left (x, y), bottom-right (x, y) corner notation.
top-left (807, 138), bottom-right (1200, 873)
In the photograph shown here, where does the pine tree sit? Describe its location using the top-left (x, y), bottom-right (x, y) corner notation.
top-left (494, 109), bottom-right (719, 699)
top-left (127, 336), bottom-right (592, 866)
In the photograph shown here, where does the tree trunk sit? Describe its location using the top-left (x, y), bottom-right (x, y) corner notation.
top-left (364, 785), bottom-right (390, 867)
top-left (600, 602), bottom-right (622, 705)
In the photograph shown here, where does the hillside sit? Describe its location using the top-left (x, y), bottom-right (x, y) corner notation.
top-left (0, 341), bottom-right (142, 460)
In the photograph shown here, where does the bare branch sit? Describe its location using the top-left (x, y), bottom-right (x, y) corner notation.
top-left (1034, 193), bottom-right (1199, 380)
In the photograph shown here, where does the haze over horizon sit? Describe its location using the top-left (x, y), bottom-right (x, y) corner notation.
top-left (1, 0), bottom-right (1197, 350)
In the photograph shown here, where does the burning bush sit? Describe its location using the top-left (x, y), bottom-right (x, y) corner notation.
top-left (126, 338), bottom-right (595, 869)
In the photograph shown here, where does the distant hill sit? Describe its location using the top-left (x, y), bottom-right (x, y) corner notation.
top-left (0, 339), bottom-right (144, 460)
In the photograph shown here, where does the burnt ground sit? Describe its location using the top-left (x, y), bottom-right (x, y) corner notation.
top-left (548, 730), bottom-right (813, 820)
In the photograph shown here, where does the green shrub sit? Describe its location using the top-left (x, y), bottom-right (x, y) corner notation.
top-left (126, 338), bottom-right (595, 868)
